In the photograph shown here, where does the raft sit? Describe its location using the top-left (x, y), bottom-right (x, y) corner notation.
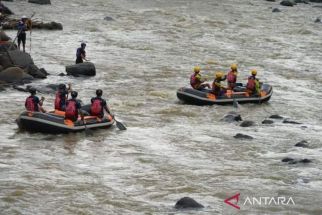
top-left (177, 83), bottom-right (273, 105)
top-left (16, 110), bottom-right (114, 134)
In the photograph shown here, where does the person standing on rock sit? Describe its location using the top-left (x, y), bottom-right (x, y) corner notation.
top-left (17, 15), bottom-right (28, 52)
top-left (75, 42), bottom-right (87, 64)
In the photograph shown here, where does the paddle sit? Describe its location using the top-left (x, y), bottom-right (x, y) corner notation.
top-left (83, 118), bottom-right (93, 135)
top-left (113, 116), bottom-right (126, 130)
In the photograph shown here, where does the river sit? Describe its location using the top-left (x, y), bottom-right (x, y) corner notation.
top-left (0, 0), bottom-right (322, 214)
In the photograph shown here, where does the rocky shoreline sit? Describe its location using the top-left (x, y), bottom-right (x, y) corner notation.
top-left (0, 1), bottom-right (63, 91)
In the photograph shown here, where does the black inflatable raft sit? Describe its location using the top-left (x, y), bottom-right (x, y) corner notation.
top-left (177, 83), bottom-right (273, 105)
top-left (16, 110), bottom-right (114, 134)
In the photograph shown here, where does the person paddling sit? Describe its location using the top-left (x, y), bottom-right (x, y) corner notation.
top-left (65, 91), bottom-right (83, 122)
top-left (227, 64), bottom-right (238, 90)
top-left (190, 66), bottom-right (210, 90)
top-left (90, 89), bottom-right (112, 119)
top-left (54, 83), bottom-right (71, 111)
top-left (75, 42), bottom-right (87, 64)
top-left (212, 72), bottom-right (227, 97)
top-left (246, 69), bottom-right (260, 96)
top-left (25, 87), bottom-right (46, 113)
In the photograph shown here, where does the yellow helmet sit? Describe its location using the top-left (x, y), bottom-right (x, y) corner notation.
top-left (231, 64), bottom-right (237, 71)
top-left (251, 69), bottom-right (257, 76)
top-left (215, 71), bottom-right (223, 79)
top-left (194, 66), bottom-right (200, 73)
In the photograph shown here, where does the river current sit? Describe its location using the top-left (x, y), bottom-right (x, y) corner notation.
top-left (0, 0), bottom-right (322, 214)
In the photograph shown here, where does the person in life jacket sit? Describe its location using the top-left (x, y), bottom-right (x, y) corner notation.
top-left (75, 42), bottom-right (87, 64)
top-left (190, 66), bottom-right (210, 90)
top-left (90, 89), bottom-right (112, 118)
top-left (25, 87), bottom-right (46, 112)
top-left (54, 83), bottom-right (71, 111)
top-left (65, 91), bottom-right (83, 122)
top-left (246, 69), bottom-right (260, 95)
top-left (212, 72), bottom-right (227, 96)
top-left (227, 64), bottom-right (238, 90)
top-left (17, 15), bottom-right (29, 52)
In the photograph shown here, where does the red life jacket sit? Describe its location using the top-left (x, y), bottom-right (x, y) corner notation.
top-left (54, 91), bottom-right (61, 110)
top-left (91, 99), bottom-right (103, 116)
top-left (227, 71), bottom-right (236, 83)
top-left (25, 96), bottom-right (36, 111)
top-left (65, 100), bottom-right (77, 119)
top-left (190, 73), bottom-right (201, 89)
top-left (247, 76), bottom-right (256, 90)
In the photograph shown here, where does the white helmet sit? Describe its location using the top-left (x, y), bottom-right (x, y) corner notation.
top-left (21, 15), bottom-right (27, 19)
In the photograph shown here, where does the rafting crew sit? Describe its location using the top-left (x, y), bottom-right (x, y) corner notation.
top-left (227, 64), bottom-right (238, 90)
top-left (190, 66), bottom-right (211, 90)
top-left (65, 91), bottom-right (84, 122)
top-left (25, 88), bottom-right (46, 113)
top-left (246, 69), bottom-right (260, 95)
top-left (212, 72), bottom-right (227, 96)
top-left (90, 89), bottom-right (112, 119)
top-left (54, 83), bottom-right (72, 111)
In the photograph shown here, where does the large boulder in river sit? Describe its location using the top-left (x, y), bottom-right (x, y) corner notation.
top-left (24, 64), bottom-right (47, 79)
top-left (0, 3), bottom-right (14, 15)
top-left (0, 67), bottom-right (33, 83)
top-left (0, 53), bottom-right (13, 68)
top-left (280, 0), bottom-right (297, 6)
top-left (175, 197), bottom-right (204, 209)
top-left (66, 62), bottom-right (96, 76)
top-left (8, 50), bottom-right (34, 68)
top-left (28, 0), bottom-right (51, 4)
top-left (0, 42), bottom-right (17, 52)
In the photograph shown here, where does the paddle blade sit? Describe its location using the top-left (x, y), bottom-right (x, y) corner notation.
top-left (115, 120), bottom-right (126, 130)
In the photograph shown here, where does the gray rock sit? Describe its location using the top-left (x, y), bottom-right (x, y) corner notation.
top-left (309, 0), bottom-right (322, 2)
top-left (234, 133), bottom-right (254, 140)
top-left (0, 53), bottom-right (13, 68)
top-left (104, 16), bottom-right (115, 21)
top-left (0, 3), bottom-right (13, 15)
top-left (0, 67), bottom-right (33, 83)
top-left (266, 0), bottom-right (276, 2)
top-left (175, 197), bottom-right (204, 209)
top-left (283, 119), bottom-right (302, 124)
top-left (280, 0), bottom-right (297, 6)
top-left (0, 42), bottom-right (17, 52)
top-left (269, 114), bottom-right (283, 119)
top-left (282, 157), bottom-right (294, 162)
top-left (294, 0), bottom-right (309, 3)
top-left (262, 119), bottom-right (274, 124)
top-left (58, 72), bottom-right (66, 76)
top-left (299, 158), bottom-right (312, 163)
top-left (24, 64), bottom-right (47, 79)
top-left (240, 120), bottom-right (255, 127)
top-left (8, 50), bottom-right (34, 68)
top-left (66, 62), bottom-right (96, 76)
top-left (28, 0), bottom-right (51, 4)
top-left (272, 8), bottom-right (281, 12)
top-left (295, 140), bottom-right (309, 148)
top-left (221, 111), bottom-right (242, 122)
top-left (315, 18), bottom-right (321, 23)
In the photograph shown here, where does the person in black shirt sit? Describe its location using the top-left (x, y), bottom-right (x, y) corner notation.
top-left (90, 89), bottom-right (112, 118)
top-left (75, 42), bottom-right (87, 64)
top-left (25, 88), bottom-right (45, 112)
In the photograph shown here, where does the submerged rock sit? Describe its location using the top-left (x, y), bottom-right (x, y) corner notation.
top-left (294, 0), bottom-right (309, 3)
top-left (283, 119), bottom-right (302, 124)
top-left (234, 133), bottom-right (254, 140)
top-left (24, 64), bottom-right (47, 79)
top-left (221, 111), bottom-right (242, 122)
top-left (282, 157), bottom-right (312, 164)
top-left (272, 8), bottom-right (282, 12)
top-left (280, 0), bottom-right (297, 6)
top-left (269, 114), bottom-right (284, 119)
top-left (66, 62), bottom-right (96, 76)
top-left (240, 120), bottom-right (255, 127)
top-left (175, 197), bottom-right (204, 209)
top-left (294, 140), bottom-right (309, 148)
top-left (104, 16), bottom-right (115, 21)
top-left (28, 0), bottom-right (51, 4)
top-left (262, 119), bottom-right (274, 124)
top-left (315, 18), bottom-right (321, 23)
